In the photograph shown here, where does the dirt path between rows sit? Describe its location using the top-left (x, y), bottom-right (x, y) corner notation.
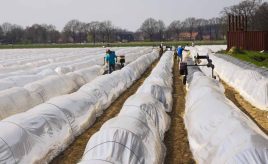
top-left (223, 81), bottom-right (268, 135)
top-left (164, 57), bottom-right (195, 164)
top-left (50, 59), bottom-right (159, 164)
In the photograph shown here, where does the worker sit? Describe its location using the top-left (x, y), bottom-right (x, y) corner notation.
top-left (177, 46), bottom-right (184, 61)
top-left (159, 42), bottom-right (164, 57)
top-left (178, 46), bottom-right (190, 61)
top-left (105, 49), bottom-right (117, 74)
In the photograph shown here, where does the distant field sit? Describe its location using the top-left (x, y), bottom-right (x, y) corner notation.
top-left (219, 49), bottom-right (268, 68)
top-left (0, 40), bottom-right (226, 49)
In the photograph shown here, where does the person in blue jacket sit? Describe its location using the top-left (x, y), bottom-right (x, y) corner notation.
top-left (105, 49), bottom-right (117, 74)
top-left (177, 46), bottom-right (184, 61)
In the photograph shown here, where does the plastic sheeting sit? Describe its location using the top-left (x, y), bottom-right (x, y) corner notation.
top-left (184, 71), bottom-right (268, 164)
top-left (0, 47), bottom-right (151, 78)
top-left (213, 53), bottom-right (268, 78)
top-left (0, 87), bottom-right (43, 120)
top-left (0, 50), bottom-right (159, 163)
top-left (79, 51), bottom-right (173, 164)
top-left (0, 65), bottom-right (104, 120)
top-left (189, 46), bottom-right (268, 110)
top-left (0, 47), bottom-right (152, 90)
top-left (0, 70), bottom-right (57, 91)
top-left (210, 54), bottom-right (268, 110)
top-left (136, 51), bottom-right (174, 112)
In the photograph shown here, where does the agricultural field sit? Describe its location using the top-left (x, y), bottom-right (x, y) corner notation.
top-left (0, 45), bottom-right (267, 164)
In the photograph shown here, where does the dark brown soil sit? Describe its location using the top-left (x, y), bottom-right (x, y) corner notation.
top-left (223, 80), bottom-right (268, 135)
top-left (164, 58), bottom-right (195, 164)
top-left (50, 60), bottom-right (159, 164)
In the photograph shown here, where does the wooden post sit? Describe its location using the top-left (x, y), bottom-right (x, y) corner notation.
top-left (228, 15), bottom-right (231, 32)
top-left (235, 16), bottom-right (238, 31)
top-left (232, 15), bottom-right (235, 32)
top-left (245, 16), bottom-right (248, 31)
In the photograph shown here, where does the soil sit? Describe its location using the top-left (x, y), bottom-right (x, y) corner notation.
top-left (50, 59), bottom-right (159, 164)
top-left (222, 80), bottom-right (268, 135)
top-left (164, 57), bottom-right (195, 164)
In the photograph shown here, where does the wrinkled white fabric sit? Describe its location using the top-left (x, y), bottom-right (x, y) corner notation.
top-left (0, 87), bottom-right (43, 120)
top-left (184, 72), bottom-right (268, 164)
top-left (189, 46), bottom-right (268, 110)
top-left (0, 50), bottom-right (158, 163)
top-left (0, 66), bottom-right (104, 120)
top-left (79, 51), bottom-right (173, 164)
top-left (210, 55), bottom-right (268, 110)
top-left (0, 47), bottom-right (152, 87)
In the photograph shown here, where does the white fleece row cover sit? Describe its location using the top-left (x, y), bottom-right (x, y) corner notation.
top-left (184, 71), bottom-right (268, 164)
top-left (195, 44), bottom-right (268, 78)
top-left (0, 50), bottom-right (159, 164)
top-left (189, 46), bottom-right (268, 111)
top-left (194, 45), bottom-right (268, 78)
top-left (79, 51), bottom-right (174, 164)
top-left (0, 47), bottom-right (150, 74)
top-left (210, 54), bottom-right (268, 110)
top-left (0, 48), bottom-right (153, 119)
top-left (0, 47), bottom-right (152, 89)
top-left (0, 65), bottom-right (104, 120)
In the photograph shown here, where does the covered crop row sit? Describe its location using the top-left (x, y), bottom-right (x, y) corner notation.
top-left (184, 70), bottom-right (268, 163)
top-left (0, 65), bottom-right (104, 120)
top-left (211, 53), bottom-right (268, 110)
top-left (0, 47), bottom-right (150, 73)
top-left (213, 53), bottom-right (268, 77)
top-left (0, 48), bottom-right (154, 120)
top-left (79, 51), bottom-right (174, 164)
top-left (0, 56), bottom-right (103, 91)
top-left (195, 45), bottom-right (268, 78)
top-left (0, 50), bottom-right (159, 164)
top-left (0, 47), bottom-right (152, 90)
top-left (189, 46), bottom-right (268, 110)
top-left (0, 48), bottom-right (102, 74)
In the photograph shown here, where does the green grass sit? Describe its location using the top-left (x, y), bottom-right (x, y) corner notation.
top-left (0, 40), bottom-right (226, 49)
top-left (218, 49), bottom-right (268, 68)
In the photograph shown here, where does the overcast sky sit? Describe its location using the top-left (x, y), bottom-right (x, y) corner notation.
top-left (0, 0), bottom-right (256, 31)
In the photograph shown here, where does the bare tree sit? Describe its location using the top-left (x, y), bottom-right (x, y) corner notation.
top-left (156, 20), bottom-right (166, 41)
top-left (44, 24), bottom-right (60, 43)
top-left (5, 25), bottom-right (24, 44)
top-left (218, 17), bottom-right (228, 39)
top-left (183, 17), bottom-right (197, 40)
top-left (1, 22), bottom-right (15, 34)
top-left (0, 26), bottom-right (3, 42)
top-left (139, 18), bottom-right (158, 41)
top-left (195, 19), bottom-right (208, 40)
top-left (222, 0), bottom-right (262, 30)
top-left (77, 22), bottom-right (87, 43)
top-left (24, 24), bottom-right (46, 43)
top-left (102, 21), bottom-right (114, 42)
top-left (63, 19), bottom-right (82, 42)
top-left (167, 20), bottom-right (182, 40)
top-left (254, 2), bottom-right (268, 30)
top-left (86, 21), bottom-right (100, 44)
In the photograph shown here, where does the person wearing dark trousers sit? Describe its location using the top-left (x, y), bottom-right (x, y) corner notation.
top-left (105, 49), bottom-right (117, 74)
top-left (159, 43), bottom-right (164, 57)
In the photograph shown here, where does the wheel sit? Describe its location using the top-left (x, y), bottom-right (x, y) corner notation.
top-left (183, 76), bottom-right (187, 85)
top-left (179, 62), bottom-right (187, 75)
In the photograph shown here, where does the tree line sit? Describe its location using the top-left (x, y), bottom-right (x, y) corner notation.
top-left (0, 0), bottom-right (267, 44)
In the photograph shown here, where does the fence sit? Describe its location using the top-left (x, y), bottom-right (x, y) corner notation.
top-left (227, 31), bottom-right (268, 51)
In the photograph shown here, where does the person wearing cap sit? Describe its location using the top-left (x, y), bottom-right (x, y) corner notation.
top-left (105, 49), bottom-right (117, 74)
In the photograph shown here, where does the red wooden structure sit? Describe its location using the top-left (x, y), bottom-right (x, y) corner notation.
top-left (227, 15), bottom-right (268, 51)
